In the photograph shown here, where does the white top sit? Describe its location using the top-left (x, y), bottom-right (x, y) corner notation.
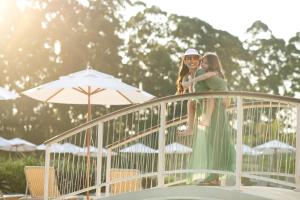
top-left (183, 71), bottom-right (197, 93)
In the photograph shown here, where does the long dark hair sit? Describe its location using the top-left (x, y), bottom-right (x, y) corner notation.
top-left (203, 52), bottom-right (225, 79)
top-left (176, 58), bottom-right (189, 94)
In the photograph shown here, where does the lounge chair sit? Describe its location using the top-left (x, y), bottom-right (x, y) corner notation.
top-left (21, 166), bottom-right (77, 200)
top-left (110, 168), bottom-right (141, 195)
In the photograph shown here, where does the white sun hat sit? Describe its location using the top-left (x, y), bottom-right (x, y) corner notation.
top-left (184, 48), bottom-right (200, 56)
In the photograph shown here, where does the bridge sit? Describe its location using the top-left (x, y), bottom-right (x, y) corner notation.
top-left (41, 92), bottom-right (300, 199)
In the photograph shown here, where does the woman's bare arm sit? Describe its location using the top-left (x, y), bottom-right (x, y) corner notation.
top-left (182, 71), bottom-right (218, 87)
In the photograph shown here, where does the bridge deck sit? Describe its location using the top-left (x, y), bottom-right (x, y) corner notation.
top-left (98, 185), bottom-right (300, 200)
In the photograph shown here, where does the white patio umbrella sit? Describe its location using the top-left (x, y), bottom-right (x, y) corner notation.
top-left (22, 67), bottom-right (155, 153)
top-left (253, 140), bottom-right (296, 154)
top-left (22, 67), bottom-right (155, 199)
top-left (253, 140), bottom-right (295, 170)
top-left (0, 87), bottom-right (19, 100)
top-left (0, 137), bottom-right (10, 149)
top-left (120, 143), bottom-right (157, 154)
top-left (76, 146), bottom-right (117, 157)
top-left (235, 144), bottom-right (262, 156)
top-left (37, 143), bottom-right (83, 154)
top-left (22, 67), bottom-right (155, 121)
top-left (37, 143), bottom-right (61, 151)
top-left (1, 138), bottom-right (36, 152)
top-left (165, 142), bottom-right (192, 154)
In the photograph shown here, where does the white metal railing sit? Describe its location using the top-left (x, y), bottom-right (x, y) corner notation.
top-left (42, 92), bottom-right (300, 199)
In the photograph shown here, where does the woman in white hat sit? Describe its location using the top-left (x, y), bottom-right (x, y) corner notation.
top-left (176, 48), bottom-right (217, 135)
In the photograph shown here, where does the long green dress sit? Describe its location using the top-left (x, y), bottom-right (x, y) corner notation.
top-left (188, 69), bottom-right (235, 183)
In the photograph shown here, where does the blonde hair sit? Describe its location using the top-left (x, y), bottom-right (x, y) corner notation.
top-left (176, 58), bottom-right (189, 94)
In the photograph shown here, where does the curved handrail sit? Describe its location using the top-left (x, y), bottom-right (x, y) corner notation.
top-left (107, 116), bottom-right (188, 149)
top-left (44, 91), bottom-right (300, 144)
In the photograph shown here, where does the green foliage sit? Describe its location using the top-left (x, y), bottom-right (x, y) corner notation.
top-left (121, 5), bottom-right (252, 97)
top-left (0, 1), bottom-right (299, 148)
top-left (0, 155), bottom-right (43, 194)
top-left (242, 20), bottom-right (296, 95)
top-left (0, 0), bottom-right (125, 143)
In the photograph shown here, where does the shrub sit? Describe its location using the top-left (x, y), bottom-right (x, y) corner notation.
top-left (0, 155), bottom-right (43, 194)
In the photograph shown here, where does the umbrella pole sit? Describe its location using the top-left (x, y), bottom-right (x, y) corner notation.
top-left (86, 89), bottom-right (92, 200)
top-left (274, 148), bottom-right (278, 172)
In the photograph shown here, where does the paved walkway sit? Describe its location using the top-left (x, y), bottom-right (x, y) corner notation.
top-left (98, 185), bottom-right (300, 200)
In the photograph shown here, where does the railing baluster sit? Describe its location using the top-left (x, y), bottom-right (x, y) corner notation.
top-left (296, 105), bottom-right (300, 192)
top-left (158, 102), bottom-right (166, 187)
top-left (96, 122), bottom-right (104, 198)
top-left (44, 144), bottom-right (51, 200)
top-left (105, 149), bottom-right (112, 197)
top-left (236, 97), bottom-right (243, 189)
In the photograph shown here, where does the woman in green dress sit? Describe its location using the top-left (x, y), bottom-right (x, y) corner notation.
top-left (189, 52), bottom-right (235, 185)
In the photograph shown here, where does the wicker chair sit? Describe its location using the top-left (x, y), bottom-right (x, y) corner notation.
top-left (21, 166), bottom-right (77, 200)
top-left (110, 168), bottom-right (141, 195)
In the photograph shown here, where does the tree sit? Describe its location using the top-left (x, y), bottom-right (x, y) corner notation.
top-left (0, 0), bottom-right (125, 143)
top-left (243, 21), bottom-right (288, 95)
top-left (285, 32), bottom-right (300, 97)
top-left (121, 4), bottom-right (252, 97)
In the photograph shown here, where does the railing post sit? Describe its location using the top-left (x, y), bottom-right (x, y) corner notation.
top-left (235, 97), bottom-right (243, 189)
top-left (96, 122), bottom-right (104, 198)
top-left (296, 105), bottom-right (300, 191)
top-left (158, 102), bottom-right (166, 187)
top-left (105, 149), bottom-right (112, 197)
top-left (44, 144), bottom-right (51, 200)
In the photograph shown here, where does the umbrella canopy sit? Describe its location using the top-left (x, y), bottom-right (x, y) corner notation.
top-left (165, 142), bottom-right (192, 154)
top-left (37, 143), bottom-right (83, 154)
top-left (22, 67), bottom-right (155, 106)
top-left (235, 144), bottom-right (262, 156)
top-left (0, 87), bottom-right (19, 100)
top-left (1, 138), bottom-right (36, 152)
top-left (76, 146), bottom-right (117, 157)
top-left (253, 140), bottom-right (296, 154)
top-left (119, 143), bottom-right (157, 154)
top-left (0, 137), bottom-right (10, 148)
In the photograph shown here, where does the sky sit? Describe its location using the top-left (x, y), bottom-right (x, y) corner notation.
top-left (139, 0), bottom-right (300, 42)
